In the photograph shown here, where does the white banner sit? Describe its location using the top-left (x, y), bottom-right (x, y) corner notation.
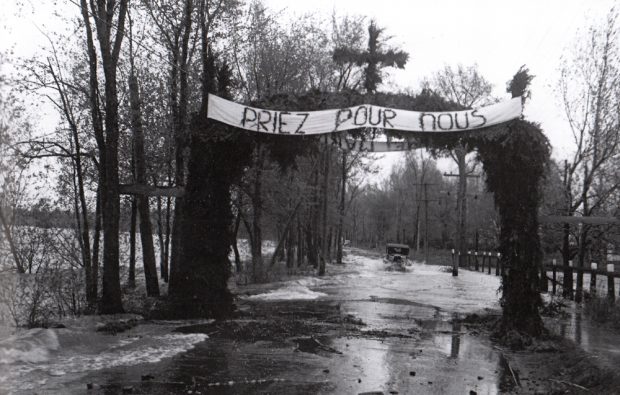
top-left (207, 94), bottom-right (522, 135)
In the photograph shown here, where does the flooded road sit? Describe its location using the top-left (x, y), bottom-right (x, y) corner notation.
top-left (2, 249), bottom-right (520, 394)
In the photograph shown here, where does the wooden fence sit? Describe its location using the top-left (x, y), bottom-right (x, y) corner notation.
top-left (452, 250), bottom-right (620, 301)
top-left (451, 250), bottom-right (504, 276)
top-left (542, 260), bottom-right (620, 301)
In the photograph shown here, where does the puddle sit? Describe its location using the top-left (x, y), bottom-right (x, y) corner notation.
top-left (547, 307), bottom-right (620, 367)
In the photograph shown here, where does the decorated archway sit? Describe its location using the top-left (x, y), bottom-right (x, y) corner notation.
top-left (170, 73), bottom-right (550, 339)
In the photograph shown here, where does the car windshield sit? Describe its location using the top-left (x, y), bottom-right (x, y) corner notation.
top-left (387, 245), bottom-right (409, 255)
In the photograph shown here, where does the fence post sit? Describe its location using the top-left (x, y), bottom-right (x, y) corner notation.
top-left (576, 258), bottom-right (585, 303)
top-left (495, 253), bottom-right (500, 276)
top-left (607, 263), bottom-right (615, 302)
top-left (498, 253), bottom-right (503, 276)
top-left (476, 251), bottom-right (480, 272)
top-left (541, 260), bottom-right (548, 292)
top-left (552, 259), bottom-right (557, 295)
top-left (590, 262), bottom-right (597, 296)
top-left (451, 249), bottom-right (455, 269)
top-left (487, 252), bottom-right (491, 275)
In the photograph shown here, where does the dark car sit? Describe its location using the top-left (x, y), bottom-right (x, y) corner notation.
top-left (384, 243), bottom-right (410, 269)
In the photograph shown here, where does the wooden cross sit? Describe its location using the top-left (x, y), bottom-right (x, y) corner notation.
top-left (333, 21), bottom-right (409, 93)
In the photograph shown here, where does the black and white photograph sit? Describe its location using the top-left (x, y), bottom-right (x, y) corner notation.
top-left (1, 0), bottom-right (620, 393)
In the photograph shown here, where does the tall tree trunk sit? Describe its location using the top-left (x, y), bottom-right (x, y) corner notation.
top-left (251, 145), bottom-right (264, 280)
top-left (156, 195), bottom-right (169, 282)
top-left (336, 151), bottom-right (346, 264)
top-left (45, 54), bottom-right (94, 300)
top-left (305, 226), bottom-right (317, 267)
top-left (129, 73), bottom-right (159, 297)
top-left (286, 227), bottom-right (295, 269)
top-left (297, 220), bottom-right (304, 266)
top-left (79, 0), bottom-right (105, 311)
top-left (91, 187), bottom-right (102, 306)
top-left (164, 196), bottom-right (171, 281)
top-left (128, 196), bottom-right (137, 288)
top-left (414, 202), bottom-right (421, 254)
top-left (168, 0), bottom-right (194, 296)
top-left (99, 72), bottom-right (123, 313)
top-left (309, 160), bottom-right (320, 268)
top-left (232, 211), bottom-right (242, 273)
top-left (63, 84), bottom-right (93, 304)
top-left (455, 144), bottom-right (467, 276)
top-left (319, 136), bottom-right (330, 276)
top-left (83, 0), bottom-right (129, 314)
top-left (270, 199), bottom-right (303, 267)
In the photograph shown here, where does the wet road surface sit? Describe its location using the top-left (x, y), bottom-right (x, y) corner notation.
top-left (3, 249), bottom-right (527, 394)
top-left (65, 249), bottom-right (514, 394)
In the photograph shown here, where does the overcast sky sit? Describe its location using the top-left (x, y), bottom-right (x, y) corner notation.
top-left (2, 0), bottom-right (617, 179)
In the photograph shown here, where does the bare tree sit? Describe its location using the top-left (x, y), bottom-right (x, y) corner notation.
top-left (558, 8), bottom-right (620, 302)
top-left (127, 15), bottom-right (160, 297)
top-left (79, 0), bottom-right (129, 314)
top-left (0, 54), bottom-right (29, 274)
top-left (19, 44), bottom-right (100, 306)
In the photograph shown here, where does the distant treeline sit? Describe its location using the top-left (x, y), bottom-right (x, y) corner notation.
top-left (14, 207), bottom-right (136, 231)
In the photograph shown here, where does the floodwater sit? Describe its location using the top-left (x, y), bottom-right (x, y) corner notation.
top-left (1, 249), bottom-right (522, 394)
top-left (546, 303), bottom-right (620, 368)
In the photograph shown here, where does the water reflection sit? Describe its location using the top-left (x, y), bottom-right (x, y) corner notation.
top-left (450, 320), bottom-right (461, 359)
top-left (549, 307), bottom-right (620, 367)
top-left (575, 309), bottom-right (582, 345)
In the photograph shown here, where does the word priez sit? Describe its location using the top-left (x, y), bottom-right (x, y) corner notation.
top-left (241, 107), bottom-right (309, 134)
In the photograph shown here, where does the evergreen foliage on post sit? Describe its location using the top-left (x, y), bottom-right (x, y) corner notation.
top-left (477, 67), bottom-right (549, 337)
top-left (172, 56), bottom-right (251, 318)
top-left (171, 54), bottom-right (318, 318)
top-left (477, 120), bottom-right (549, 337)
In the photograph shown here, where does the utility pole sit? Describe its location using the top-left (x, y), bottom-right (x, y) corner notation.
top-left (409, 182), bottom-right (438, 263)
top-left (562, 159), bottom-right (573, 299)
top-left (443, 170), bottom-right (480, 277)
top-left (424, 182), bottom-right (429, 264)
